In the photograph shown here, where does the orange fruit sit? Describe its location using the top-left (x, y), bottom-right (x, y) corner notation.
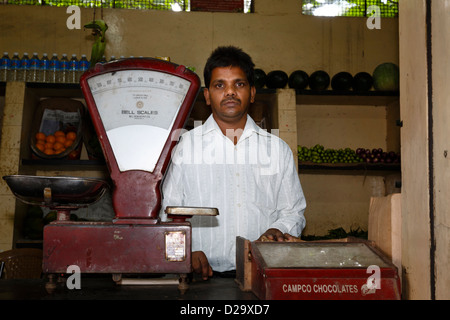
top-left (35, 132), bottom-right (46, 141)
top-left (64, 139), bottom-right (73, 148)
top-left (53, 142), bottom-right (64, 151)
top-left (56, 135), bottom-right (66, 144)
top-left (66, 132), bottom-right (77, 141)
top-left (44, 148), bottom-right (54, 155)
top-left (54, 147), bottom-right (66, 154)
top-left (54, 130), bottom-right (65, 137)
top-left (36, 143), bottom-right (45, 152)
top-left (44, 142), bottom-right (54, 149)
top-left (46, 135), bottom-right (56, 143)
top-left (36, 139), bottom-right (46, 146)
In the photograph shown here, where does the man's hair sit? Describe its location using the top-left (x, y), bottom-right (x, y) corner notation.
top-left (203, 46), bottom-right (255, 88)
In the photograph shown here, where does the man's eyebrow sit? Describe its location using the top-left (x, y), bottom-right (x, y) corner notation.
top-left (211, 78), bottom-right (248, 83)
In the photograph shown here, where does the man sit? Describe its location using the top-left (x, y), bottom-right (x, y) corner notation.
top-left (161, 46), bottom-right (306, 280)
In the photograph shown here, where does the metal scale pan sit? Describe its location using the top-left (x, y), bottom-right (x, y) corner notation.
top-left (3, 175), bottom-right (109, 220)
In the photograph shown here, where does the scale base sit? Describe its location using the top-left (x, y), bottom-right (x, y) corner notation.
top-left (43, 221), bottom-right (192, 293)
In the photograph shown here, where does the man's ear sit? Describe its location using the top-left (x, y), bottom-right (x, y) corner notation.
top-left (250, 85), bottom-right (256, 103)
top-left (203, 87), bottom-right (211, 106)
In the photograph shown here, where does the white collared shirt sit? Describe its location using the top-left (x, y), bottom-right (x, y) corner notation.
top-left (160, 114), bottom-right (306, 272)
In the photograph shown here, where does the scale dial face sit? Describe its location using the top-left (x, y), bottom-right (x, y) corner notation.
top-left (87, 69), bottom-right (191, 172)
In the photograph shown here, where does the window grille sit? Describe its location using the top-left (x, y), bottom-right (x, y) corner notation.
top-left (1, 0), bottom-right (254, 13)
top-left (302, 0), bottom-right (398, 18)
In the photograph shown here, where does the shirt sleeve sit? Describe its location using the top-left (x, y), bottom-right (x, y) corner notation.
top-left (160, 142), bottom-right (185, 221)
top-left (268, 143), bottom-right (307, 236)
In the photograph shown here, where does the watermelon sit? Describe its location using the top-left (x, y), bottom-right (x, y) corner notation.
top-left (331, 72), bottom-right (353, 91)
top-left (352, 72), bottom-right (373, 91)
top-left (372, 63), bottom-right (399, 91)
top-left (266, 70), bottom-right (289, 89)
top-left (309, 70), bottom-right (330, 90)
top-left (288, 70), bottom-right (309, 90)
top-left (254, 68), bottom-right (267, 89)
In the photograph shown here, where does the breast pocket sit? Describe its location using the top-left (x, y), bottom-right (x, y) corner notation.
top-left (250, 166), bottom-right (279, 217)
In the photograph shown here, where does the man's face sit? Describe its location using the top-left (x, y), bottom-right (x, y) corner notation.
top-left (204, 66), bottom-right (256, 125)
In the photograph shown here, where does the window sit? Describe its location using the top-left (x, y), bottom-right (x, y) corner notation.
top-left (302, 0), bottom-right (398, 18)
top-left (2, 0), bottom-right (254, 13)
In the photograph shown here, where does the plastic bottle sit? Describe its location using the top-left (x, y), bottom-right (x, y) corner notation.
top-left (77, 54), bottom-right (89, 82)
top-left (68, 54), bottom-right (78, 83)
top-left (59, 54), bottom-right (69, 83)
top-left (48, 53), bottom-right (59, 83)
top-left (26, 52), bottom-right (40, 82)
top-left (7, 52), bottom-right (20, 82)
top-left (19, 53), bottom-right (30, 81)
top-left (0, 52), bottom-right (10, 82)
top-left (38, 53), bottom-right (49, 83)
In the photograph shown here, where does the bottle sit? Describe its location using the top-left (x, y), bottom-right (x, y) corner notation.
top-left (48, 53), bottom-right (59, 83)
top-left (19, 53), bottom-right (30, 81)
top-left (68, 54), bottom-right (78, 83)
top-left (0, 52), bottom-right (10, 82)
top-left (26, 52), bottom-right (40, 82)
top-left (7, 52), bottom-right (20, 82)
top-left (38, 53), bottom-right (49, 83)
top-left (109, 55), bottom-right (116, 62)
top-left (77, 54), bottom-right (89, 82)
top-left (59, 54), bottom-right (69, 83)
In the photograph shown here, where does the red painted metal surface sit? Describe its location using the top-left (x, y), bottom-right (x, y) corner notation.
top-left (80, 58), bottom-right (201, 220)
top-left (249, 241), bottom-right (401, 300)
top-left (43, 221), bottom-right (191, 274)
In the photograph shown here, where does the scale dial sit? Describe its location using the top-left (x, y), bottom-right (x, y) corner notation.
top-left (87, 69), bottom-right (191, 172)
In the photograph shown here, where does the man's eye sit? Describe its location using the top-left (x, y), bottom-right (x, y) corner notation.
top-left (214, 83), bottom-right (224, 88)
top-left (236, 82), bottom-right (246, 87)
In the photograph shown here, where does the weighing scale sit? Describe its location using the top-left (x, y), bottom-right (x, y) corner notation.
top-left (4, 58), bottom-right (218, 293)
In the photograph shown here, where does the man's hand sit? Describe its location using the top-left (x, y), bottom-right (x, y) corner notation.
top-left (258, 228), bottom-right (285, 241)
top-left (191, 251), bottom-right (213, 280)
top-left (258, 228), bottom-right (304, 242)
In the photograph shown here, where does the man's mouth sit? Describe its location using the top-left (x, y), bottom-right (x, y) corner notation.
top-left (222, 98), bottom-right (240, 107)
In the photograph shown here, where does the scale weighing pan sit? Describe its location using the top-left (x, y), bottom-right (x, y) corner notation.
top-left (3, 175), bottom-right (108, 208)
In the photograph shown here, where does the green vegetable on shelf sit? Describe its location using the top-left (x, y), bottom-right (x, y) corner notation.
top-left (297, 144), bottom-right (362, 164)
top-left (297, 145), bottom-right (400, 165)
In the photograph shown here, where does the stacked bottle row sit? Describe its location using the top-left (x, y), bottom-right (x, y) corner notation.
top-left (0, 52), bottom-right (90, 83)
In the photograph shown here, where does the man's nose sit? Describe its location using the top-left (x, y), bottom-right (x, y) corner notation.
top-left (225, 85), bottom-right (236, 96)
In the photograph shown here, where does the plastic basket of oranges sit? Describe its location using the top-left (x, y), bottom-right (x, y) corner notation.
top-left (30, 98), bottom-right (84, 160)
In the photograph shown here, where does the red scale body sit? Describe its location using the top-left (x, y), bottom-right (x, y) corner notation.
top-left (43, 58), bottom-right (201, 276)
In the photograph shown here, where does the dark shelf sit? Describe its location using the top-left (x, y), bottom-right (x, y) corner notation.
top-left (25, 82), bottom-right (83, 98)
top-left (295, 89), bottom-right (399, 96)
top-left (299, 161), bottom-right (400, 175)
top-left (21, 158), bottom-right (106, 168)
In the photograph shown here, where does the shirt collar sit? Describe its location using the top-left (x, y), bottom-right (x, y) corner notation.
top-left (196, 114), bottom-right (270, 140)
